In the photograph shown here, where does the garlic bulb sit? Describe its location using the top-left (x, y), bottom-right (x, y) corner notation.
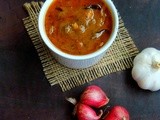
top-left (132, 47), bottom-right (160, 91)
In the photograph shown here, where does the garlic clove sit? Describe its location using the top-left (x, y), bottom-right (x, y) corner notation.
top-left (148, 73), bottom-right (160, 91)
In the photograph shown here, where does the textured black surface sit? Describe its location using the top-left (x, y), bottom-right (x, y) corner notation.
top-left (0, 0), bottom-right (160, 120)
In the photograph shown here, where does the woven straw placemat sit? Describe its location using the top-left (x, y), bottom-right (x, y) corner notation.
top-left (23, 1), bottom-right (139, 92)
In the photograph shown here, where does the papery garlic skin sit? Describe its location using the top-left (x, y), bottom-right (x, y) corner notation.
top-left (132, 47), bottom-right (160, 91)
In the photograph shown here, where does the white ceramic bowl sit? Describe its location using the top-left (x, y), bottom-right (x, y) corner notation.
top-left (38, 0), bottom-right (119, 69)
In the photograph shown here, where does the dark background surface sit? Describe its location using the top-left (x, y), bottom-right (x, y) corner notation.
top-left (0, 0), bottom-right (160, 120)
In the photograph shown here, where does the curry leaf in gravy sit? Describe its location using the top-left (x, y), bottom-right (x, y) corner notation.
top-left (85, 4), bottom-right (102, 10)
top-left (55, 7), bottom-right (63, 11)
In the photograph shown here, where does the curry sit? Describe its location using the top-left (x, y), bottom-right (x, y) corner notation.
top-left (45, 0), bottom-right (112, 55)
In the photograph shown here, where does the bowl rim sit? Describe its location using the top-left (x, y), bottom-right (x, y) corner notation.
top-left (38, 0), bottom-right (119, 60)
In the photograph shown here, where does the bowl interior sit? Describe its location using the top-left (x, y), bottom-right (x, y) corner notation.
top-left (38, 0), bottom-right (119, 60)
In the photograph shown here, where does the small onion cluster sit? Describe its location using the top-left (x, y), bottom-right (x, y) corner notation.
top-left (67, 85), bottom-right (129, 120)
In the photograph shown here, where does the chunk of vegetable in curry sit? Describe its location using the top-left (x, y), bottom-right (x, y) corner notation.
top-left (45, 0), bottom-right (112, 55)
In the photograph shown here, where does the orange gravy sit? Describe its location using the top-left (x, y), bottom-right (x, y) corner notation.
top-left (45, 0), bottom-right (112, 55)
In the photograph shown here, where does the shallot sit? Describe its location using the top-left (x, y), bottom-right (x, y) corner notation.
top-left (104, 105), bottom-right (130, 120)
top-left (80, 85), bottom-right (109, 108)
top-left (75, 103), bottom-right (103, 120)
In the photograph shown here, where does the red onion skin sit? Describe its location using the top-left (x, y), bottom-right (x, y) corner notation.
top-left (104, 106), bottom-right (130, 120)
top-left (80, 85), bottom-right (109, 108)
top-left (75, 103), bottom-right (103, 120)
